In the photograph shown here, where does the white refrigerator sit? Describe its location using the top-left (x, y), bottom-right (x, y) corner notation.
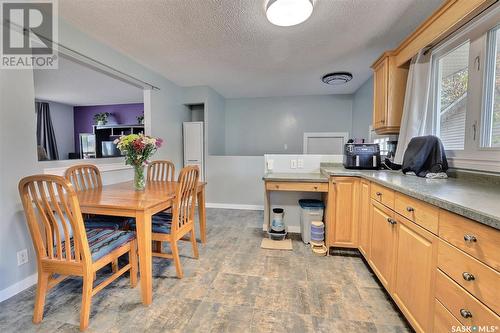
top-left (183, 122), bottom-right (205, 181)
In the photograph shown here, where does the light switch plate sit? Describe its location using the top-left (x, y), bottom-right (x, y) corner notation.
top-left (290, 159), bottom-right (297, 169)
top-left (297, 158), bottom-right (304, 168)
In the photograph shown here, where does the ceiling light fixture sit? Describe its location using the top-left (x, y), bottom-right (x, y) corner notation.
top-left (266, 0), bottom-right (314, 27)
top-left (322, 72), bottom-right (353, 85)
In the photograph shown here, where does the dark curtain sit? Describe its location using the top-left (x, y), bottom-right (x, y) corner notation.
top-left (36, 102), bottom-right (59, 160)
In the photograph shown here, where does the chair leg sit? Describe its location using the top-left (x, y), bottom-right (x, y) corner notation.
top-left (33, 271), bottom-right (50, 324)
top-left (190, 228), bottom-right (199, 259)
top-left (129, 240), bottom-right (138, 288)
top-left (111, 259), bottom-right (118, 273)
top-left (171, 241), bottom-right (183, 279)
top-left (80, 273), bottom-right (93, 331)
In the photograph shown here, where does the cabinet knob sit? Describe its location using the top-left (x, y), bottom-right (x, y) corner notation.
top-left (406, 206), bottom-right (414, 212)
top-left (314, 186), bottom-right (318, 190)
top-left (387, 218), bottom-right (397, 225)
top-left (462, 272), bottom-right (475, 281)
top-left (275, 185), bottom-right (279, 189)
top-left (460, 309), bottom-right (473, 319)
top-left (464, 234), bottom-right (477, 242)
top-left (376, 192), bottom-right (382, 196)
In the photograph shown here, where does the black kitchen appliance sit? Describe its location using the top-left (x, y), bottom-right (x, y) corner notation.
top-left (343, 143), bottom-right (381, 169)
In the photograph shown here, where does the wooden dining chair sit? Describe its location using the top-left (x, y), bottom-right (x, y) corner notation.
top-left (147, 160), bottom-right (175, 182)
top-left (130, 165), bottom-right (199, 278)
top-left (18, 175), bottom-right (138, 331)
top-left (64, 164), bottom-right (132, 231)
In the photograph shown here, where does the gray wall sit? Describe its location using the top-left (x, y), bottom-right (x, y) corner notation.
top-left (224, 95), bottom-right (353, 156)
top-left (351, 76), bottom-right (373, 140)
top-left (0, 18), bottom-right (187, 294)
top-left (38, 101), bottom-right (75, 160)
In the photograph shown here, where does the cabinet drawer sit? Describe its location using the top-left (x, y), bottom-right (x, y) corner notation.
top-left (395, 193), bottom-right (438, 234)
top-left (438, 240), bottom-right (500, 313)
top-left (370, 183), bottom-right (394, 209)
top-left (265, 181), bottom-right (328, 192)
top-left (435, 269), bottom-right (500, 327)
top-left (434, 299), bottom-right (462, 333)
top-left (439, 210), bottom-right (500, 270)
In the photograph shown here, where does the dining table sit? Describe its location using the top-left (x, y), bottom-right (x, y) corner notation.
top-left (76, 180), bottom-right (207, 305)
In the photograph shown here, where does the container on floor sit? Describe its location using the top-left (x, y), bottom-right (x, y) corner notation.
top-left (298, 199), bottom-right (324, 244)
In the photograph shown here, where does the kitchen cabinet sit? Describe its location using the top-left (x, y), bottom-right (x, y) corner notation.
top-left (327, 177), bottom-right (359, 248)
top-left (371, 52), bottom-right (409, 135)
top-left (358, 180), bottom-right (371, 257)
top-left (369, 200), bottom-right (397, 290)
top-left (392, 214), bottom-right (438, 333)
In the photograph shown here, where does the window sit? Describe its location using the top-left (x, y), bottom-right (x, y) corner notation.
top-left (434, 42), bottom-right (470, 150)
top-left (429, 6), bottom-right (500, 171)
top-left (482, 26), bottom-right (500, 148)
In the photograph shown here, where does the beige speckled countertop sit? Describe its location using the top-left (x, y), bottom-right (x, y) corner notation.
top-left (320, 166), bottom-right (500, 230)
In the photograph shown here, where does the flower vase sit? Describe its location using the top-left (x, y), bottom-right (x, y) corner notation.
top-left (134, 165), bottom-right (146, 191)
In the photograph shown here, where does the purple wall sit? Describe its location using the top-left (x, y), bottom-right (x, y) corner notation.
top-left (73, 103), bottom-right (144, 153)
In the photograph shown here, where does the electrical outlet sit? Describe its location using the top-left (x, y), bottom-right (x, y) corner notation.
top-left (297, 158), bottom-right (304, 168)
top-left (284, 144), bottom-right (288, 150)
top-left (290, 159), bottom-right (297, 169)
top-left (17, 249), bottom-right (28, 266)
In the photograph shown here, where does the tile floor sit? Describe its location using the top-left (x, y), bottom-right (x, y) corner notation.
top-left (0, 209), bottom-right (412, 332)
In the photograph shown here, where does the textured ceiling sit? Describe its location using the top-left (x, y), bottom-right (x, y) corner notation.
top-left (34, 56), bottom-right (143, 106)
top-left (59, 0), bottom-right (444, 98)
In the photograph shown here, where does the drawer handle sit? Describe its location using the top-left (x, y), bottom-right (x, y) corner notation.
top-left (406, 206), bottom-right (414, 212)
top-left (462, 272), bottom-right (475, 281)
top-left (460, 309), bottom-right (473, 319)
top-left (275, 185), bottom-right (280, 189)
top-left (387, 218), bottom-right (397, 225)
top-left (464, 234), bottom-right (477, 242)
top-left (376, 192), bottom-right (382, 196)
top-left (314, 186), bottom-right (318, 190)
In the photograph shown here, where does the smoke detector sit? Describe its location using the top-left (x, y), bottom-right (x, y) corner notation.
top-left (322, 72), bottom-right (353, 85)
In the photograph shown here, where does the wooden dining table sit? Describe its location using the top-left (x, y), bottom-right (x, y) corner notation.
top-left (76, 180), bottom-right (206, 305)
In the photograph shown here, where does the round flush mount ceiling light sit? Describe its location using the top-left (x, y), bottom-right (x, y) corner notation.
top-left (322, 72), bottom-right (353, 85)
top-left (266, 0), bottom-right (314, 27)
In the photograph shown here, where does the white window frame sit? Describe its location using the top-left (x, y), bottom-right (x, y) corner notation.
top-left (302, 132), bottom-right (349, 154)
top-left (429, 5), bottom-right (500, 172)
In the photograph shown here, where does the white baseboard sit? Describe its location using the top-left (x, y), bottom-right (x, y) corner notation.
top-left (262, 224), bottom-right (301, 233)
top-left (0, 273), bottom-right (37, 303)
top-left (206, 203), bottom-right (264, 211)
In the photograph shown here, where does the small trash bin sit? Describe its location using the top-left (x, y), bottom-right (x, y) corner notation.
top-left (298, 199), bottom-right (324, 244)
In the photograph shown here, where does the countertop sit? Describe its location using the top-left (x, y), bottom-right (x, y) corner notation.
top-left (262, 172), bottom-right (329, 183)
top-left (321, 166), bottom-right (500, 230)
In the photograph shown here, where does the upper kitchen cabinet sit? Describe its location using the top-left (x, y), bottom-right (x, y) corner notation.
top-left (371, 52), bottom-right (408, 135)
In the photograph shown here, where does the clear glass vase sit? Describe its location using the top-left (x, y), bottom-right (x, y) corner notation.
top-left (134, 165), bottom-right (146, 191)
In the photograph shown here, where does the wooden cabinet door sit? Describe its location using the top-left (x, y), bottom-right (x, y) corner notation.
top-left (369, 200), bottom-right (396, 290)
top-left (373, 57), bottom-right (388, 131)
top-left (392, 215), bottom-right (438, 333)
top-left (358, 180), bottom-right (371, 258)
top-left (331, 177), bottom-right (359, 248)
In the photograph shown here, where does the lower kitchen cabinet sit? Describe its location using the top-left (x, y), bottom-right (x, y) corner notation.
top-left (369, 200), bottom-right (397, 290)
top-left (358, 179), bottom-right (371, 257)
top-left (328, 177), bottom-right (359, 248)
top-left (392, 214), bottom-right (438, 333)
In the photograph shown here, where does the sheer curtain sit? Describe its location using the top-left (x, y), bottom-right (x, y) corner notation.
top-left (394, 50), bottom-right (434, 164)
top-left (36, 102), bottom-right (59, 160)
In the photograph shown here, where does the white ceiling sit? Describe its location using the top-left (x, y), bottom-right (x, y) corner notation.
top-left (59, 0), bottom-right (444, 98)
top-left (34, 55), bottom-right (143, 106)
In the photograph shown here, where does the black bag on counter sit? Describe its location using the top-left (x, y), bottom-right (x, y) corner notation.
top-left (402, 135), bottom-right (448, 178)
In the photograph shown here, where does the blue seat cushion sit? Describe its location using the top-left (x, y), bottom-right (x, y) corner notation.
top-left (58, 229), bottom-right (136, 262)
top-left (129, 212), bottom-right (173, 234)
top-left (83, 215), bottom-right (134, 230)
top-left (86, 229), bottom-right (136, 261)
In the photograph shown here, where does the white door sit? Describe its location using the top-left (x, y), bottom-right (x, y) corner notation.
top-left (183, 122), bottom-right (204, 180)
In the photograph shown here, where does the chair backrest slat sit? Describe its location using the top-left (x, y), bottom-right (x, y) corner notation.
top-left (64, 164), bottom-right (102, 191)
top-left (19, 175), bottom-right (92, 264)
top-left (147, 160), bottom-right (175, 182)
top-left (171, 166), bottom-right (199, 233)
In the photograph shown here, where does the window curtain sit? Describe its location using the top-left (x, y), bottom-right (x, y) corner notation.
top-left (394, 50), bottom-right (434, 164)
top-left (36, 102), bottom-right (59, 160)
